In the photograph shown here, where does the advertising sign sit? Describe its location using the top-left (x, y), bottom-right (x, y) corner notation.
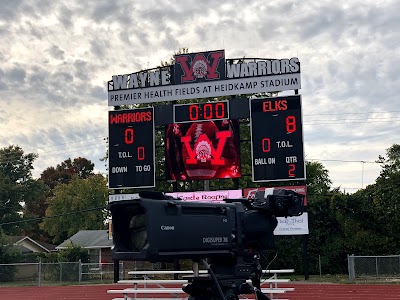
top-left (108, 50), bottom-right (301, 105)
top-left (274, 213), bottom-right (309, 235)
top-left (108, 190), bottom-right (242, 204)
top-left (166, 190), bottom-right (242, 203)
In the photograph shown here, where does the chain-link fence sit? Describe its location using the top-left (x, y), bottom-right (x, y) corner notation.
top-left (0, 261), bottom-right (123, 286)
top-left (348, 255), bottom-right (400, 282)
top-left (0, 261), bottom-right (178, 286)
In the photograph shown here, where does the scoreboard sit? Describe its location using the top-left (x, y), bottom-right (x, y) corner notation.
top-left (108, 96), bottom-right (305, 188)
top-left (250, 95), bottom-right (305, 182)
top-left (108, 107), bottom-right (155, 188)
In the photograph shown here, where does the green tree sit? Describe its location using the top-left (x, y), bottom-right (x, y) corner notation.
top-left (22, 179), bottom-right (49, 241)
top-left (305, 161), bottom-right (332, 195)
top-left (272, 161), bottom-right (342, 273)
top-left (22, 157), bottom-right (96, 243)
top-left (40, 157), bottom-right (95, 190)
top-left (332, 186), bottom-right (391, 255)
top-left (40, 174), bottom-right (108, 244)
top-left (0, 145), bottom-right (40, 235)
top-left (377, 144), bottom-right (400, 173)
top-left (0, 229), bottom-right (22, 281)
top-left (0, 229), bottom-right (22, 263)
top-left (306, 189), bottom-right (347, 274)
top-left (373, 144), bottom-right (400, 252)
top-left (302, 161), bottom-right (352, 273)
top-left (58, 244), bottom-right (89, 263)
top-left (333, 144), bottom-right (400, 256)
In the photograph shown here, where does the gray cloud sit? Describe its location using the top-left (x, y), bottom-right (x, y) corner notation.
top-left (58, 4), bottom-right (74, 29)
top-left (0, 1), bottom-right (24, 21)
top-left (48, 45), bottom-right (65, 60)
top-left (90, 38), bottom-right (110, 59)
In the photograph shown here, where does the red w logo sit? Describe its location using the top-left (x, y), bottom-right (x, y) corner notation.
top-left (175, 51), bottom-right (224, 83)
top-left (181, 131), bottom-right (231, 165)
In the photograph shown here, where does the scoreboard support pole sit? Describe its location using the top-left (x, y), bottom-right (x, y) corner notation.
top-left (303, 234), bottom-right (309, 280)
top-left (112, 106), bottom-right (121, 283)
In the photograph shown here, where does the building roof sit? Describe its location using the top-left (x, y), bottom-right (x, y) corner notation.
top-left (56, 230), bottom-right (113, 250)
top-left (10, 236), bottom-right (57, 253)
top-left (36, 240), bottom-right (58, 252)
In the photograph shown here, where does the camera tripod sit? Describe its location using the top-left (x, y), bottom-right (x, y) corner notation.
top-left (182, 258), bottom-right (270, 300)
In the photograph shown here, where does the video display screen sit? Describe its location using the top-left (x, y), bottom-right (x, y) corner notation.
top-left (165, 119), bottom-right (241, 181)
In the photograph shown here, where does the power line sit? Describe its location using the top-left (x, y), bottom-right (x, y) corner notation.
top-left (28, 136), bottom-right (107, 153)
top-left (3, 136), bottom-right (106, 155)
top-left (306, 158), bottom-right (379, 164)
top-left (0, 206), bottom-right (106, 226)
top-left (304, 120), bottom-right (400, 125)
top-left (305, 117), bottom-right (400, 122)
top-left (0, 140), bottom-right (107, 164)
top-left (303, 110), bottom-right (400, 116)
top-left (2, 111), bottom-right (399, 158)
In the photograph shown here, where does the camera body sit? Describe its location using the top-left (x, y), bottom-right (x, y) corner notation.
top-left (109, 189), bottom-right (303, 262)
top-left (110, 197), bottom-right (240, 261)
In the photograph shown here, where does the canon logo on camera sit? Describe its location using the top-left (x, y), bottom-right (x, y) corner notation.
top-left (160, 225), bottom-right (175, 231)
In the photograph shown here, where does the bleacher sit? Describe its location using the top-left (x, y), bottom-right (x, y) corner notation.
top-left (107, 269), bottom-right (295, 300)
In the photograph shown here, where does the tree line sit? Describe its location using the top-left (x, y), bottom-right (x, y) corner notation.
top-left (0, 140), bottom-right (399, 274)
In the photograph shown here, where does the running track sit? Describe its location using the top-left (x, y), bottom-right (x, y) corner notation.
top-left (1, 283), bottom-right (400, 300)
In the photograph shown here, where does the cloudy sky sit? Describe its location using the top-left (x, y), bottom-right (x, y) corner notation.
top-left (1, 0), bottom-right (399, 192)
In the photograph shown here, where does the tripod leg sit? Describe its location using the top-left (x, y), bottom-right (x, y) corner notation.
top-left (255, 288), bottom-right (270, 300)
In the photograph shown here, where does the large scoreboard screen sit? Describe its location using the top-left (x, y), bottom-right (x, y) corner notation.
top-left (165, 119), bottom-right (241, 181)
top-left (250, 95), bottom-right (305, 182)
top-left (108, 96), bottom-right (305, 188)
top-left (108, 107), bottom-right (155, 189)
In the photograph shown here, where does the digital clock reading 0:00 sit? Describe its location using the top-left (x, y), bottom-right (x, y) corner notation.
top-left (173, 100), bottom-right (229, 123)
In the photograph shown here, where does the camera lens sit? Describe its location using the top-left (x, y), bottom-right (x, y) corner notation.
top-left (129, 214), bottom-right (147, 251)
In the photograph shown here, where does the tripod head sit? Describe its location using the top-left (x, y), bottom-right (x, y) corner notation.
top-left (183, 254), bottom-right (270, 300)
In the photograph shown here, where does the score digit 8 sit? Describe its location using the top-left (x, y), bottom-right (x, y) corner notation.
top-left (286, 116), bottom-right (296, 133)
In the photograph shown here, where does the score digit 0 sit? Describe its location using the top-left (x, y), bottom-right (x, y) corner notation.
top-left (124, 127), bottom-right (134, 144)
top-left (262, 138), bottom-right (271, 152)
top-left (124, 127), bottom-right (145, 161)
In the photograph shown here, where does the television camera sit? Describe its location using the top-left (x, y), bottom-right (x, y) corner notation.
top-left (109, 189), bottom-right (304, 300)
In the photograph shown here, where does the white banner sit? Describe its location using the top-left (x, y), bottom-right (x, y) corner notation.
top-left (108, 73), bottom-right (301, 105)
top-left (274, 212), bottom-right (309, 235)
top-left (108, 193), bottom-right (140, 203)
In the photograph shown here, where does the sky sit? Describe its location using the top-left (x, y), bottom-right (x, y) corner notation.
top-left (0, 0), bottom-right (399, 193)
